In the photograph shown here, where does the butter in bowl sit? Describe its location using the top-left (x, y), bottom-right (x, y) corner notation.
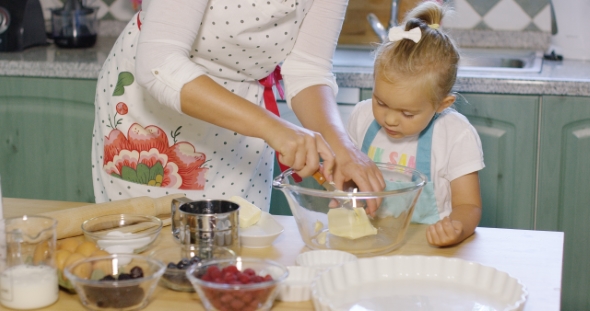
top-left (230, 196), bottom-right (284, 248)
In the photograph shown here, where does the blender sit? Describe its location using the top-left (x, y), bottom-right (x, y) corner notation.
top-left (50, 0), bottom-right (98, 48)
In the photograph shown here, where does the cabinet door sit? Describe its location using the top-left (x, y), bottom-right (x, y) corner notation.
top-left (0, 76), bottom-right (96, 203)
top-left (455, 94), bottom-right (538, 229)
top-left (537, 95), bottom-right (590, 311)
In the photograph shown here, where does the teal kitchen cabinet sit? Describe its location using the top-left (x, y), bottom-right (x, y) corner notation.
top-left (454, 94), bottom-right (539, 229)
top-left (0, 76), bottom-right (97, 203)
top-left (536, 95), bottom-right (590, 311)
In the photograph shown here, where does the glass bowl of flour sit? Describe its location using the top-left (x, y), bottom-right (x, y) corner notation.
top-left (82, 214), bottom-right (163, 255)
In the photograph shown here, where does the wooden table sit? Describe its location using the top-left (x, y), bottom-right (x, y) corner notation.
top-left (1, 198), bottom-right (564, 311)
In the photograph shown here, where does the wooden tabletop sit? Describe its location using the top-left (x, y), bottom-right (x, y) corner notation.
top-left (1, 198), bottom-right (564, 311)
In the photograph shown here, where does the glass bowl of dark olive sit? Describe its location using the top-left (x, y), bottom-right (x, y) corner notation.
top-left (63, 254), bottom-right (165, 311)
top-left (149, 245), bottom-right (237, 292)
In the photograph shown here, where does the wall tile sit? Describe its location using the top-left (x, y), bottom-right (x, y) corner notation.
top-left (450, 0), bottom-right (550, 32)
top-left (38, 0), bottom-right (551, 34)
top-left (484, 0), bottom-right (531, 30)
top-left (532, 4), bottom-right (551, 32)
top-left (515, 0), bottom-right (550, 18)
top-left (466, 0), bottom-right (501, 16)
top-left (443, 0), bottom-right (482, 29)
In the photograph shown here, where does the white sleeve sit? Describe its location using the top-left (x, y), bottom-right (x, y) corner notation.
top-left (281, 0), bottom-right (347, 108)
top-left (135, 0), bottom-right (209, 113)
top-left (346, 99), bottom-right (373, 149)
top-left (445, 118), bottom-right (485, 181)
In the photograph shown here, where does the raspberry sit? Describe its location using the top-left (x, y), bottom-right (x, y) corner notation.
top-left (200, 264), bottom-right (275, 311)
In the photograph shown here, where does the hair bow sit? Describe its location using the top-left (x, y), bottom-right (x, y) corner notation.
top-left (388, 26), bottom-right (422, 43)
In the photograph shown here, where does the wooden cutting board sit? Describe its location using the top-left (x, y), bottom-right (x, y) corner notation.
top-left (339, 0), bottom-right (423, 45)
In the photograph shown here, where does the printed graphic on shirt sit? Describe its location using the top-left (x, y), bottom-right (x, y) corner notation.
top-left (102, 101), bottom-right (209, 190)
top-left (367, 145), bottom-right (416, 168)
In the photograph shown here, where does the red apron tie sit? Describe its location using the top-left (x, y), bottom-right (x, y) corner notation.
top-left (137, 11), bottom-right (142, 30)
top-left (259, 66), bottom-right (302, 182)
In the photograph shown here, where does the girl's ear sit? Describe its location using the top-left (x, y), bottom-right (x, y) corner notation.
top-left (436, 94), bottom-right (456, 113)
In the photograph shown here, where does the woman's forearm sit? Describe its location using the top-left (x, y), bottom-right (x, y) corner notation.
top-left (180, 75), bottom-right (284, 140)
top-left (291, 85), bottom-right (355, 153)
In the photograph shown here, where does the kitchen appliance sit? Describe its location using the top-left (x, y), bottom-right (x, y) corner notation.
top-left (171, 198), bottom-right (241, 255)
top-left (0, 0), bottom-right (48, 52)
top-left (50, 0), bottom-right (98, 48)
top-left (549, 0), bottom-right (590, 61)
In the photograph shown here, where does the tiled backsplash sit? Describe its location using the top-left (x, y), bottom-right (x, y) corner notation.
top-left (444, 0), bottom-right (551, 32)
top-left (39, 0), bottom-right (138, 26)
top-left (39, 0), bottom-right (551, 34)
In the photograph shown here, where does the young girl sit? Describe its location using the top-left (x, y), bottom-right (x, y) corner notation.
top-left (346, 1), bottom-right (484, 247)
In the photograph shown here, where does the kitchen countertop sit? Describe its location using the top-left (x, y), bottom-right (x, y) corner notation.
top-left (1, 35), bottom-right (590, 97)
top-left (2, 197), bottom-right (564, 311)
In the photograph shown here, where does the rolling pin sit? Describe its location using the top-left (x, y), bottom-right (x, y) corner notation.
top-left (38, 194), bottom-right (185, 239)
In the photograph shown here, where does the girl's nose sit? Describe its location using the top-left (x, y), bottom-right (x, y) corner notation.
top-left (384, 112), bottom-right (399, 126)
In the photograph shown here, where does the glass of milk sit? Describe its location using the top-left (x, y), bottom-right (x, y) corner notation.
top-left (0, 215), bottom-right (59, 309)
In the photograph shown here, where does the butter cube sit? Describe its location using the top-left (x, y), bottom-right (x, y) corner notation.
top-left (230, 196), bottom-right (262, 228)
top-left (327, 207), bottom-right (377, 239)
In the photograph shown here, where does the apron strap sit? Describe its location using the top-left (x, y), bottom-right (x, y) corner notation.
top-left (259, 65), bottom-right (302, 182)
top-left (415, 116), bottom-right (437, 180)
top-left (361, 120), bottom-right (381, 154)
top-left (137, 11), bottom-right (142, 30)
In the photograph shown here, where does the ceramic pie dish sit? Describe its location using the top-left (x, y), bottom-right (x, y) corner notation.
top-left (311, 255), bottom-right (527, 311)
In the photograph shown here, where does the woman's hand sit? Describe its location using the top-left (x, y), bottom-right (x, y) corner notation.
top-left (330, 146), bottom-right (385, 215)
top-left (426, 217), bottom-right (463, 246)
top-left (265, 121), bottom-right (336, 178)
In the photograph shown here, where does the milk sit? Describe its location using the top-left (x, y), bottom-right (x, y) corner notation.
top-left (0, 265), bottom-right (58, 309)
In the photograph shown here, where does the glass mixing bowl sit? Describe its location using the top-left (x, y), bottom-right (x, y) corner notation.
top-left (272, 163), bottom-right (426, 257)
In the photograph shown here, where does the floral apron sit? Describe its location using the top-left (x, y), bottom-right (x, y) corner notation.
top-left (361, 117), bottom-right (440, 224)
top-left (91, 0), bottom-right (308, 211)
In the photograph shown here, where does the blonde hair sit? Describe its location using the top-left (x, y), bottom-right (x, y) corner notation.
top-left (374, 1), bottom-right (459, 106)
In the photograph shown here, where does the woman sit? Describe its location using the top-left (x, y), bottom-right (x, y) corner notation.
top-left (91, 0), bottom-right (384, 211)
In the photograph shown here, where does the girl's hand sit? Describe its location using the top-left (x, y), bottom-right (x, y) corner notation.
top-left (266, 122), bottom-right (335, 178)
top-left (426, 217), bottom-right (464, 247)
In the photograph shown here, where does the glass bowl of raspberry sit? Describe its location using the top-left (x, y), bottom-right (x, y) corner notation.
top-left (186, 257), bottom-right (289, 311)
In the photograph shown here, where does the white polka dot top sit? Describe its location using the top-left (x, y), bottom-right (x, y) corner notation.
top-left (91, 0), bottom-right (347, 211)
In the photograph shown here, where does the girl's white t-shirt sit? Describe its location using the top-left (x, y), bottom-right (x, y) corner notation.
top-left (346, 99), bottom-right (485, 218)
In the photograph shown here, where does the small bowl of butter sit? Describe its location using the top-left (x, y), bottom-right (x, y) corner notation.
top-left (230, 196), bottom-right (284, 248)
top-left (272, 163), bottom-right (426, 257)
